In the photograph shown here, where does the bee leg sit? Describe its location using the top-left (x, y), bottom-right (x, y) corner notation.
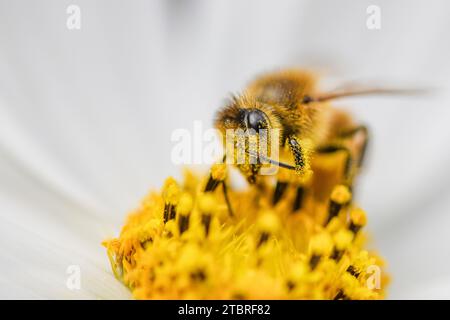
top-left (338, 125), bottom-right (369, 169)
top-left (286, 136), bottom-right (314, 212)
top-left (315, 145), bottom-right (353, 185)
top-left (287, 135), bottom-right (310, 175)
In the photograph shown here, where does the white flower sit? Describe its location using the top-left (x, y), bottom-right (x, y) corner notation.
top-left (1, 0), bottom-right (450, 299)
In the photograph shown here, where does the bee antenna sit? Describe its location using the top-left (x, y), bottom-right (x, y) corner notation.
top-left (311, 87), bottom-right (429, 102)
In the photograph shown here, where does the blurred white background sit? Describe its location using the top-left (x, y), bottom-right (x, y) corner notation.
top-left (0, 0), bottom-right (449, 299)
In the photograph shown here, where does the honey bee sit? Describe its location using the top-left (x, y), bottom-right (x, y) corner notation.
top-left (204, 69), bottom-right (413, 215)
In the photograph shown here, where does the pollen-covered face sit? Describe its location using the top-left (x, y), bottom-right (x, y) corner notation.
top-left (215, 96), bottom-right (282, 183)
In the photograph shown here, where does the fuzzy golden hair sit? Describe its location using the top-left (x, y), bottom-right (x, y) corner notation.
top-left (215, 69), bottom-right (328, 144)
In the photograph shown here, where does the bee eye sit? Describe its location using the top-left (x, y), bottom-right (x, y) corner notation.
top-left (246, 109), bottom-right (267, 131)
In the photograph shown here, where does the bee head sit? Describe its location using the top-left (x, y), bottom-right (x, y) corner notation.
top-left (214, 96), bottom-right (272, 134)
top-left (214, 95), bottom-right (283, 175)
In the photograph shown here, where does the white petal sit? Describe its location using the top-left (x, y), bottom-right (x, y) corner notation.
top-left (0, 166), bottom-right (131, 299)
top-left (0, 111), bottom-right (130, 298)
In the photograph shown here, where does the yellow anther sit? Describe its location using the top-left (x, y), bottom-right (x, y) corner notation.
top-left (289, 262), bottom-right (308, 282)
top-left (350, 207), bottom-right (367, 227)
top-left (257, 210), bottom-right (281, 234)
top-left (103, 166), bottom-right (388, 300)
top-left (353, 250), bottom-right (371, 270)
top-left (211, 163), bottom-right (227, 181)
top-left (333, 229), bottom-right (354, 251)
top-left (177, 192), bottom-right (193, 216)
top-left (326, 216), bottom-right (344, 233)
top-left (309, 232), bottom-right (333, 256)
top-left (178, 244), bottom-right (201, 270)
top-left (197, 193), bottom-right (217, 214)
top-left (137, 219), bottom-right (162, 242)
top-left (164, 219), bottom-right (177, 236)
top-left (341, 272), bottom-right (360, 292)
top-left (330, 184), bottom-right (351, 204)
top-left (162, 177), bottom-right (181, 204)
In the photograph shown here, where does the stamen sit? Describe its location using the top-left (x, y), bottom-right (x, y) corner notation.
top-left (103, 167), bottom-right (387, 300)
top-left (349, 207), bottom-right (367, 235)
top-left (190, 269), bottom-right (207, 282)
top-left (333, 289), bottom-right (349, 300)
top-left (292, 186), bottom-right (305, 211)
top-left (331, 229), bottom-right (354, 261)
top-left (162, 177), bottom-right (181, 223)
top-left (256, 210), bottom-right (280, 248)
top-left (309, 255), bottom-right (321, 270)
top-left (198, 193), bottom-right (216, 237)
top-left (346, 265), bottom-right (360, 278)
top-left (326, 184), bottom-right (351, 225)
top-left (177, 193), bottom-right (193, 235)
top-left (204, 164), bottom-right (227, 192)
top-left (273, 181), bottom-right (289, 205)
top-left (309, 232), bottom-right (333, 270)
top-left (257, 232), bottom-right (270, 248)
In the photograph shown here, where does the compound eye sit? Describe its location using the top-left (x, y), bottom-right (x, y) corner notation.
top-left (246, 109), bottom-right (266, 131)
